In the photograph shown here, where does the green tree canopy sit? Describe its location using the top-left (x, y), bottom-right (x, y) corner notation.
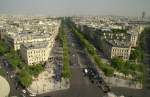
top-left (27, 64), bottom-right (44, 77)
top-left (111, 57), bottom-right (125, 70)
top-left (0, 40), bottom-right (8, 55)
top-left (18, 70), bottom-right (32, 87)
top-left (130, 49), bottom-right (141, 60)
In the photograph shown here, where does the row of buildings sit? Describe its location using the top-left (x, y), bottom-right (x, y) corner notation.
top-left (72, 16), bottom-right (146, 60)
top-left (0, 15), bottom-right (61, 65)
top-left (101, 32), bottom-right (132, 60)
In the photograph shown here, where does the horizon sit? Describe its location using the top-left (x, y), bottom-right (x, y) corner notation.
top-left (0, 0), bottom-right (150, 17)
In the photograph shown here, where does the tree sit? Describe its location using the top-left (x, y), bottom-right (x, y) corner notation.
top-left (27, 64), bottom-right (44, 77)
top-left (130, 48), bottom-right (143, 63)
top-left (0, 40), bottom-right (8, 55)
top-left (0, 68), bottom-right (5, 76)
top-left (120, 68), bottom-right (129, 78)
top-left (18, 70), bottom-right (32, 87)
top-left (71, 21), bottom-right (114, 76)
top-left (130, 49), bottom-right (141, 63)
top-left (62, 22), bottom-right (71, 79)
top-left (111, 57), bottom-right (125, 70)
top-left (4, 49), bottom-right (23, 69)
top-left (102, 64), bottom-right (114, 76)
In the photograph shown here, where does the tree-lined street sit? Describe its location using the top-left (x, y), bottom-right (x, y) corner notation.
top-left (38, 19), bottom-right (105, 97)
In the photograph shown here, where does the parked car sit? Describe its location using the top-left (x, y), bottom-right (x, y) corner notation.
top-left (82, 68), bottom-right (88, 76)
top-left (10, 74), bottom-right (16, 78)
top-left (3, 60), bottom-right (9, 67)
top-left (55, 74), bottom-right (61, 81)
top-left (101, 85), bottom-right (110, 93)
top-left (29, 93), bottom-right (36, 97)
top-left (22, 89), bottom-right (27, 94)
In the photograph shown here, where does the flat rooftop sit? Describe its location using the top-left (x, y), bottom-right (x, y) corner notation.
top-left (105, 39), bottom-right (130, 48)
top-left (102, 31), bottom-right (131, 48)
top-left (22, 41), bottom-right (49, 49)
top-left (8, 31), bottom-right (52, 39)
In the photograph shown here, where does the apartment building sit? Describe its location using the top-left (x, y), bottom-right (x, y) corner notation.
top-left (4, 19), bottom-right (61, 51)
top-left (0, 27), bottom-right (6, 40)
top-left (127, 31), bottom-right (138, 47)
top-left (20, 41), bottom-right (50, 65)
top-left (5, 32), bottom-right (53, 50)
top-left (102, 39), bottom-right (131, 60)
top-left (0, 16), bottom-right (61, 65)
top-left (101, 32), bottom-right (132, 60)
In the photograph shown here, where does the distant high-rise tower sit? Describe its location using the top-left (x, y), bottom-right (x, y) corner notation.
top-left (142, 11), bottom-right (146, 20)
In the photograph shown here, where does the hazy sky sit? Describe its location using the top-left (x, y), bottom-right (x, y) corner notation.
top-left (0, 0), bottom-right (150, 16)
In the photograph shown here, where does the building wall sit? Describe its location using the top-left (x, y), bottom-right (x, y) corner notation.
top-left (101, 40), bottom-right (131, 60)
top-left (111, 46), bottom-right (131, 60)
top-left (27, 48), bottom-right (48, 65)
top-left (4, 20), bottom-right (60, 51)
top-left (5, 33), bottom-right (53, 51)
top-left (130, 34), bottom-right (138, 47)
top-left (20, 45), bottom-right (50, 65)
top-left (0, 28), bottom-right (6, 40)
top-left (20, 45), bottom-right (28, 63)
top-left (14, 36), bottom-right (51, 50)
top-left (101, 40), bottom-right (112, 59)
top-left (20, 30), bottom-right (58, 65)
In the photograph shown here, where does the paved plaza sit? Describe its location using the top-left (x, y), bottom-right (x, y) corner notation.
top-left (28, 69), bottom-right (69, 95)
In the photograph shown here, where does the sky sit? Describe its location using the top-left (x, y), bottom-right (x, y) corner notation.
top-left (0, 0), bottom-right (150, 16)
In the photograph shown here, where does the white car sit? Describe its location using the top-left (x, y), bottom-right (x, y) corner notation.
top-left (10, 74), bottom-right (15, 78)
top-left (22, 89), bottom-right (27, 94)
top-left (29, 93), bottom-right (36, 97)
top-left (83, 68), bottom-right (88, 76)
top-left (27, 88), bottom-right (36, 96)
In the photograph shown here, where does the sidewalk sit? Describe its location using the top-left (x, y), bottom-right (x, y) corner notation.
top-left (104, 77), bottom-right (142, 89)
top-left (28, 71), bottom-right (70, 95)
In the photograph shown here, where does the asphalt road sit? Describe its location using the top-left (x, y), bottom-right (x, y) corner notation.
top-left (40, 67), bottom-right (104, 97)
top-left (38, 24), bottom-right (105, 97)
top-left (111, 87), bottom-right (150, 97)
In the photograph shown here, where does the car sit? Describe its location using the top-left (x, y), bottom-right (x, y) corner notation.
top-left (98, 80), bottom-right (103, 84)
top-left (55, 74), bottom-right (61, 81)
top-left (72, 43), bottom-right (75, 47)
top-left (22, 89), bottom-right (27, 94)
top-left (72, 54), bottom-right (75, 57)
top-left (101, 85), bottom-right (110, 93)
top-left (3, 60), bottom-right (9, 67)
top-left (29, 93), bottom-right (36, 97)
top-left (90, 79), bottom-right (94, 83)
top-left (96, 82), bottom-right (102, 88)
top-left (83, 68), bottom-right (88, 76)
top-left (15, 86), bottom-right (19, 90)
top-left (10, 74), bottom-right (15, 78)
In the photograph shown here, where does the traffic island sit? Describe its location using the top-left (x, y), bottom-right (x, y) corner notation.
top-left (0, 76), bottom-right (10, 97)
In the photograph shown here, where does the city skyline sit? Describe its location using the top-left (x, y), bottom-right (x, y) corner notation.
top-left (1, 1), bottom-right (150, 96)
top-left (0, 0), bottom-right (150, 16)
